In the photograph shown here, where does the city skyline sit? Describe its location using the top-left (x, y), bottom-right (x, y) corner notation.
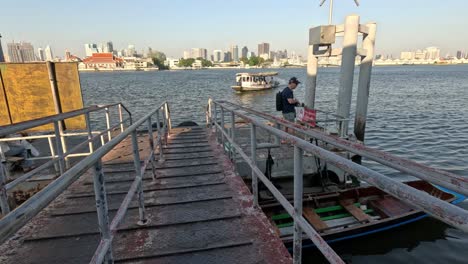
top-left (1, 0), bottom-right (468, 59)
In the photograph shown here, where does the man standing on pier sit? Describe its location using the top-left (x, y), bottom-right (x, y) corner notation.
top-left (280, 77), bottom-right (301, 142)
top-left (281, 77), bottom-right (300, 122)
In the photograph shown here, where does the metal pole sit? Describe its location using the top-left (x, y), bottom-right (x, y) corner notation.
top-left (354, 22), bottom-right (376, 142)
top-left (53, 121), bottom-right (65, 174)
top-left (214, 104), bottom-right (219, 143)
top-left (293, 146), bottom-right (304, 264)
top-left (0, 162), bottom-right (10, 215)
top-left (47, 137), bottom-right (59, 173)
top-left (85, 112), bottom-right (94, 153)
top-left (161, 106), bottom-right (168, 145)
top-left (147, 116), bottom-right (157, 180)
top-left (274, 122), bottom-right (281, 145)
top-left (164, 103), bottom-right (172, 133)
top-left (305, 45), bottom-right (318, 109)
top-left (92, 160), bottom-right (113, 263)
top-left (328, 0), bottom-right (334, 24)
top-left (155, 111), bottom-right (164, 162)
top-left (337, 15), bottom-right (360, 137)
top-left (250, 123), bottom-right (258, 207)
top-left (230, 111), bottom-right (236, 160)
top-left (105, 107), bottom-right (111, 141)
top-left (118, 104), bottom-right (124, 132)
top-left (131, 131), bottom-right (147, 225)
top-left (220, 106), bottom-right (225, 147)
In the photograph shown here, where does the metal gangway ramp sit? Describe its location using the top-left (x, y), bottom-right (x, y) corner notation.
top-left (0, 102), bottom-right (291, 263)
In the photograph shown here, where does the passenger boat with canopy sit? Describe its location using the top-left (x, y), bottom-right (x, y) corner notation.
top-left (231, 72), bottom-right (279, 92)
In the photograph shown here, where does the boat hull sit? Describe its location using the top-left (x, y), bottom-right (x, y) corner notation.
top-left (263, 180), bottom-right (465, 248)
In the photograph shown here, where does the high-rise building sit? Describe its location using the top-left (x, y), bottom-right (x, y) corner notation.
top-left (37, 48), bottom-right (45, 61)
top-left (414, 49), bottom-right (426, 60)
top-left (127, 44), bottom-right (136, 57)
top-left (191, 48), bottom-right (207, 60)
top-left (425, 47), bottom-right (440, 60)
top-left (258, 42), bottom-right (270, 57)
top-left (224, 51), bottom-right (232, 62)
top-left (0, 34), bottom-right (5, 62)
top-left (84, 44), bottom-right (98, 57)
top-left (213, 50), bottom-right (223, 62)
top-left (231, 45), bottom-right (239, 62)
top-left (7, 42), bottom-right (35, 62)
top-left (400, 51), bottom-right (414, 60)
top-left (456, 50), bottom-right (464, 59)
top-left (45, 45), bottom-right (53, 61)
top-left (241, 46), bottom-right (248, 59)
top-left (105, 42), bottom-right (113, 53)
top-left (183, 50), bottom-right (191, 59)
top-left (65, 50), bottom-right (71, 61)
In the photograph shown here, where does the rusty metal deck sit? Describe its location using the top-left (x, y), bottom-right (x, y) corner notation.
top-left (0, 126), bottom-right (291, 263)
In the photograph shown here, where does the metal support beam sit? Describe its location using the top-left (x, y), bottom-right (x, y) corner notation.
top-left (214, 104), bottom-right (219, 143)
top-left (155, 111), bottom-right (164, 162)
top-left (85, 112), bottom-right (94, 153)
top-left (354, 22), bottom-right (376, 142)
top-left (250, 123), bottom-right (258, 207)
top-left (305, 45), bottom-right (318, 109)
top-left (105, 107), bottom-right (111, 141)
top-left (230, 112), bottom-right (236, 159)
top-left (92, 160), bottom-right (113, 263)
top-left (131, 131), bottom-right (147, 225)
top-left (293, 146), bottom-right (304, 264)
top-left (118, 104), bottom-right (124, 132)
top-left (220, 107), bottom-right (225, 146)
top-left (0, 163), bottom-right (10, 215)
top-left (53, 121), bottom-right (65, 174)
top-left (337, 15), bottom-right (360, 137)
top-left (147, 116), bottom-right (157, 180)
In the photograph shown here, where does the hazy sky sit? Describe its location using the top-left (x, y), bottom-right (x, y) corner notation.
top-left (2, 0), bottom-right (467, 58)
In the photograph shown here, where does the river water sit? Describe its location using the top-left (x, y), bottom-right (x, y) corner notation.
top-left (80, 65), bottom-right (468, 263)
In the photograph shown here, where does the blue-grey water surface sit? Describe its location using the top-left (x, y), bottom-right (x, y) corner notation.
top-left (80, 65), bottom-right (468, 263)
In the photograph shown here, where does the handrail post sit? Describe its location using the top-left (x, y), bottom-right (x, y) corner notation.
top-left (164, 103), bottom-right (172, 133)
top-left (250, 123), bottom-right (258, 207)
top-left (220, 106), bottom-right (225, 147)
top-left (85, 112), bottom-right (94, 153)
top-left (118, 104), bottom-right (124, 132)
top-left (131, 131), bottom-right (148, 225)
top-left (161, 106), bottom-right (168, 146)
top-left (53, 120), bottom-right (65, 175)
top-left (214, 103), bottom-right (219, 143)
top-left (92, 160), bottom-right (113, 263)
top-left (230, 111), bottom-right (236, 160)
top-left (47, 137), bottom-right (60, 173)
top-left (293, 146), bottom-right (304, 264)
top-left (147, 116), bottom-right (157, 180)
top-left (155, 111), bottom-right (164, 162)
top-left (274, 122), bottom-right (281, 145)
top-left (105, 107), bottom-right (112, 141)
top-left (0, 162), bottom-right (10, 215)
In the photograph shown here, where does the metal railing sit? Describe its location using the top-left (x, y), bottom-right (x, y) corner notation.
top-left (0, 103), bottom-right (132, 215)
top-left (0, 102), bottom-right (171, 264)
top-left (207, 99), bottom-right (468, 264)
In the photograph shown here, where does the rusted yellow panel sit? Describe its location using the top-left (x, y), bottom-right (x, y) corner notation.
top-left (0, 62), bottom-right (85, 132)
top-left (55, 63), bottom-right (85, 130)
top-left (0, 69), bottom-right (12, 125)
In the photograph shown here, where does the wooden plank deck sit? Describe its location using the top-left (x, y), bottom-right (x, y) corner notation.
top-left (0, 126), bottom-right (291, 264)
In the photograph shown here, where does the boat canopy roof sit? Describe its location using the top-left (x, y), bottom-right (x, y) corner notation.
top-left (235, 72), bottom-right (278, 77)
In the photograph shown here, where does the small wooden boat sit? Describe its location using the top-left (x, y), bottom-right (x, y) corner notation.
top-left (262, 180), bottom-right (465, 247)
top-left (231, 72), bottom-right (279, 92)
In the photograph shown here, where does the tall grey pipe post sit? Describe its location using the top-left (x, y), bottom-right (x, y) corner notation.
top-left (0, 163), bottom-right (10, 215)
top-left (155, 111), bottom-right (164, 163)
top-left (250, 123), bottom-right (258, 207)
top-left (47, 61), bottom-right (69, 168)
top-left (92, 160), bottom-right (113, 263)
top-left (293, 146), bottom-right (304, 264)
top-left (131, 130), bottom-right (148, 225)
top-left (214, 104), bottom-right (219, 143)
top-left (147, 116), bottom-right (157, 180)
top-left (336, 15), bottom-right (359, 138)
top-left (230, 112), bottom-right (236, 160)
top-left (53, 121), bottom-right (65, 174)
top-left (354, 23), bottom-right (376, 142)
top-left (305, 45), bottom-right (318, 109)
top-left (220, 107), bottom-right (225, 147)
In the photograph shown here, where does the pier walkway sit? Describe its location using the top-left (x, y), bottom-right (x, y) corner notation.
top-left (0, 126), bottom-right (291, 263)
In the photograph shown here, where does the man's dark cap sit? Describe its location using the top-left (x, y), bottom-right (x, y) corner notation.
top-left (289, 77), bottom-right (301, 84)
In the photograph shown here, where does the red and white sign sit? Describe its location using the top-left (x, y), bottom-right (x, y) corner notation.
top-left (296, 107), bottom-right (317, 127)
